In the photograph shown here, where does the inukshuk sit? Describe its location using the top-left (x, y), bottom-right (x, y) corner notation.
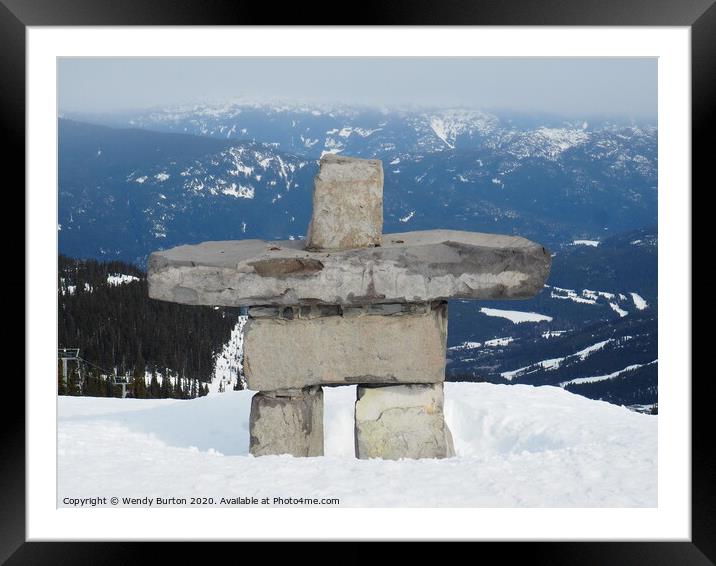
top-left (148, 154), bottom-right (552, 459)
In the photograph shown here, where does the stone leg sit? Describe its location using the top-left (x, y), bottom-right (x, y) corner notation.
top-left (249, 386), bottom-right (324, 457)
top-left (354, 383), bottom-right (455, 460)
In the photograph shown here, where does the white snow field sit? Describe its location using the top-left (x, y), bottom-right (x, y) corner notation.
top-left (58, 383), bottom-right (657, 507)
top-left (479, 307), bottom-right (553, 324)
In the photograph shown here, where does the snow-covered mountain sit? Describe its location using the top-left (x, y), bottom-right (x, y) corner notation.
top-left (59, 107), bottom-right (656, 265)
top-left (65, 100), bottom-right (656, 167)
top-left (447, 227), bottom-right (657, 409)
top-left (58, 102), bottom-right (658, 409)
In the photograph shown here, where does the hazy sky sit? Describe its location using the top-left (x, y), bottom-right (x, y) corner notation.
top-left (58, 57), bottom-right (657, 119)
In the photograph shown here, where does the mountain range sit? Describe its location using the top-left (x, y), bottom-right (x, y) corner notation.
top-left (58, 101), bottom-right (658, 409)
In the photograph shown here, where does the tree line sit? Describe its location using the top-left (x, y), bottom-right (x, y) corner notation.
top-left (58, 254), bottom-right (242, 396)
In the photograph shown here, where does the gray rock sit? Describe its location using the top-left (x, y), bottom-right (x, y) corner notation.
top-left (148, 230), bottom-right (551, 307)
top-left (354, 383), bottom-right (455, 460)
top-left (247, 306), bottom-right (280, 318)
top-left (306, 154), bottom-right (383, 251)
top-left (244, 302), bottom-right (447, 391)
top-left (249, 302), bottom-right (432, 320)
top-left (249, 387), bottom-right (324, 457)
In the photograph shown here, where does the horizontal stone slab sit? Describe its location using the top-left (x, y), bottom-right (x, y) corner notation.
top-left (148, 230), bottom-right (551, 307)
top-left (244, 302), bottom-right (447, 391)
top-left (355, 383), bottom-right (455, 460)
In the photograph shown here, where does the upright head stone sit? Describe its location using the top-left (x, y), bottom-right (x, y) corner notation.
top-left (306, 154), bottom-right (383, 251)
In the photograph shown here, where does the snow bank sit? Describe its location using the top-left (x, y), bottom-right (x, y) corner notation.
top-left (58, 383), bottom-right (656, 508)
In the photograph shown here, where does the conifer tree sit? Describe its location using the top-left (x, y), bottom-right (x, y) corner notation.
top-left (58, 255), bottom-right (241, 391)
top-left (107, 375), bottom-right (117, 398)
top-left (160, 372), bottom-right (172, 398)
top-left (130, 369), bottom-right (146, 399)
top-left (67, 364), bottom-right (81, 396)
top-left (58, 361), bottom-right (67, 396)
top-left (149, 369), bottom-right (160, 399)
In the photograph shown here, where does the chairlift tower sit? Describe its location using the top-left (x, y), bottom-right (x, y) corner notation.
top-left (57, 348), bottom-right (80, 387)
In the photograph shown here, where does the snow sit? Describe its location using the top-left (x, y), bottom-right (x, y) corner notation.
top-left (107, 274), bottom-right (140, 286)
top-left (484, 337), bottom-right (514, 347)
top-left (221, 183), bottom-right (255, 199)
top-left (449, 338), bottom-right (513, 350)
top-left (630, 292), bottom-right (648, 310)
top-left (480, 308), bottom-right (552, 324)
top-left (609, 302), bottom-right (629, 317)
top-left (337, 126), bottom-right (380, 138)
top-left (572, 240), bottom-right (600, 247)
top-left (449, 341), bottom-right (482, 351)
top-left (429, 117), bottom-right (455, 148)
top-left (210, 317), bottom-right (247, 393)
top-left (560, 360), bottom-right (657, 387)
top-left (155, 172), bottom-right (170, 182)
top-left (529, 127), bottom-right (589, 158)
top-left (300, 135), bottom-right (319, 148)
top-left (629, 403), bottom-right (658, 414)
top-left (574, 339), bottom-right (613, 359)
top-left (502, 339), bottom-right (612, 381)
top-left (542, 330), bottom-right (567, 338)
top-left (549, 286), bottom-right (597, 305)
top-left (399, 211), bottom-right (415, 223)
top-left (57, 382), bottom-right (656, 507)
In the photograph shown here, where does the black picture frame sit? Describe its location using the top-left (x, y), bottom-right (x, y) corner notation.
top-left (5, 0), bottom-right (708, 562)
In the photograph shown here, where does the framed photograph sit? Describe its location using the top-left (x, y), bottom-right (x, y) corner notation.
top-left (7, 0), bottom-right (709, 562)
